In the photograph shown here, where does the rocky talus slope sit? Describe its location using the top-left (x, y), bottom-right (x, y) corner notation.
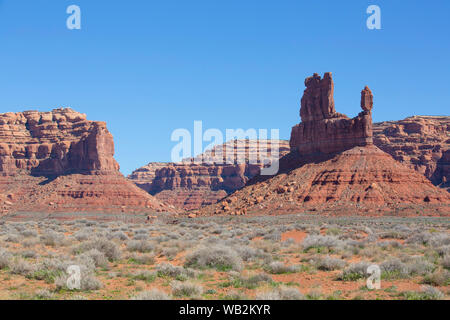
top-left (0, 108), bottom-right (172, 215)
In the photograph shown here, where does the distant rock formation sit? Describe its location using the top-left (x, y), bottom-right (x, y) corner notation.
top-left (198, 73), bottom-right (450, 216)
top-left (373, 116), bottom-right (450, 192)
top-left (128, 115), bottom-right (450, 211)
top-left (290, 73), bottom-right (373, 155)
top-left (0, 108), bottom-right (172, 215)
top-left (128, 140), bottom-right (290, 210)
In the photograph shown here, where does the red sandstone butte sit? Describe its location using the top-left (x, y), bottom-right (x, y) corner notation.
top-left (0, 108), bottom-right (173, 216)
top-left (198, 73), bottom-right (450, 216)
top-left (290, 72), bottom-right (373, 155)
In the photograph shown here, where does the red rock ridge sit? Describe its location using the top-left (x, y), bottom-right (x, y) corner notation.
top-left (373, 116), bottom-right (450, 192)
top-left (128, 140), bottom-right (290, 210)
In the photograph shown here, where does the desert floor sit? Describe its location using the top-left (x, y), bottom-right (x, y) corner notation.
top-left (0, 214), bottom-right (448, 300)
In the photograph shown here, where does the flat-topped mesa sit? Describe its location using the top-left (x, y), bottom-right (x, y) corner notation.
top-left (290, 72), bottom-right (373, 155)
top-left (0, 108), bottom-right (120, 176)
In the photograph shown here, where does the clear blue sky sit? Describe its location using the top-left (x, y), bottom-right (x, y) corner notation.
top-left (1, 0), bottom-right (449, 175)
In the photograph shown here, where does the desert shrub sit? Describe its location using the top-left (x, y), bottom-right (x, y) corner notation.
top-left (436, 245), bottom-right (450, 257)
top-left (338, 262), bottom-right (371, 281)
top-left (161, 247), bottom-right (180, 259)
top-left (313, 256), bottom-right (346, 271)
top-left (223, 291), bottom-right (247, 300)
top-left (5, 233), bottom-right (22, 243)
top-left (263, 232), bottom-right (281, 242)
top-left (126, 240), bottom-right (154, 253)
top-left (30, 258), bottom-right (84, 283)
top-left (377, 240), bottom-right (402, 249)
top-left (21, 229), bottom-right (38, 238)
top-left (73, 239), bottom-right (121, 261)
top-left (406, 232), bottom-right (449, 248)
top-left (156, 263), bottom-right (194, 280)
top-left (256, 287), bottom-right (304, 300)
top-left (302, 235), bottom-right (343, 252)
top-left (133, 234), bottom-right (149, 241)
top-left (40, 231), bottom-right (65, 247)
top-left (134, 228), bottom-right (148, 234)
top-left (264, 261), bottom-right (300, 274)
top-left (9, 258), bottom-right (35, 276)
top-left (22, 238), bottom-right (40, 248)
top-left (429, 233), bottom-right (450, 248)
top-left (77, 249), bottom-right (109, 269)
top-left (0, 249), bottom-right (12, 269)
top-left (55, 272), bottom-right (103, 291)
top-left (379, 230), bottom-right (407, 240)
top-left (131, 289), bottom-right (171, 300)
top-left (21, 250), bottom-right (38, 259)
top-left (131, 270), bottom-right (156, 282)
top-left (80, 274), bottom-right (103, 290)
top-left (400, 286), bottom-right (444, 300)
top-left (226, 272), bottom-right (272, 289)
top-left (34, 289), bottom-right (55, 300)
top-left (405, 258), bottom-right (435, 276)
top-left (255, 290), bottom-right (280, 300)
top-left (359, 246), bottom-right (381, 258)
top-left (380, 259), bottom-right (408, 279)
top-left (108, 231), bottom-right (129, 241)
top-left (127, 253), bottom-right (155, 265)
top-left (235, 246), bottom-right (268, 262)
top-left (171, 281), bottom-right (203, 298)
top-left (422, 269), bottom-right (450, 286)
top-left (441, 255), bottom-right (450, 269)
top-left (73, 229), bottom-right (93, 241)
top-left (185, 246), bottom-right (243, 272)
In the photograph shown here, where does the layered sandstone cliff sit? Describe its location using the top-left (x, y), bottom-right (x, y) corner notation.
top-left (0, 108), bottom-right (119, 176)
top-left (128, 140), bottom-right (290, 210)
top-left (373, 116), bottom-right (450, 192)
top-left (198, 73), bottom-right (450, 216)
top-left (0, 108), bottom-right (172, 215)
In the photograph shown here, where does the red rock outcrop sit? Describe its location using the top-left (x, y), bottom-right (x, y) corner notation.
top-left (128, 140), bottom-right (290, 210)
top-left (0, 108), bottom-right (119, 176)
top-left (129, 115), bottom-right (449, 211)
top-left (198, 73), bottom-right (450, 216)
top-left (290, 73), bottom-right (373, 155)
top-left (0, 108), bottom-right (173, 215)
top-left (373, 116), bottom-right (450, 192)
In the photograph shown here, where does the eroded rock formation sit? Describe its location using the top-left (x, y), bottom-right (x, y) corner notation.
top-left (373, 116), bottom-right (450, 192)
top-left (197, 73), bottom-right (450, 216)
top-left (290, 73), bottom-right (373, 155)
top-left (128, 140), bottom-right (290, 210)
top-left (0, 108), bottom-right (119, 176)
top-left (0, 108), bottom-right (172, 215)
